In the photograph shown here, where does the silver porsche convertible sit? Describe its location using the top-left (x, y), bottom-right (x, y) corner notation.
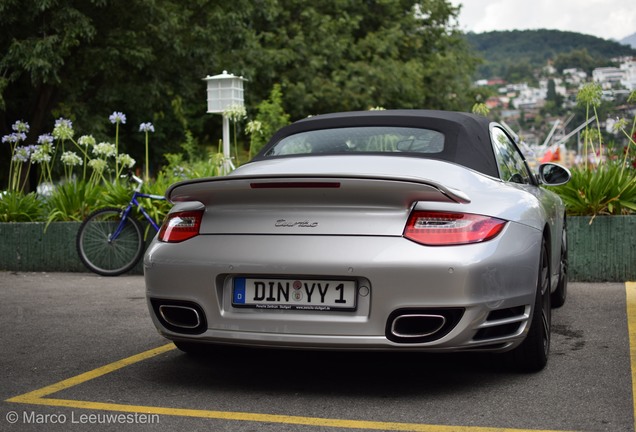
top-left (144, 110), bottom-right (571, 372)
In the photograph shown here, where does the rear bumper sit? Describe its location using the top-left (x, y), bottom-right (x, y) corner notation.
top-left (144, 222), bottom-right (541, 352)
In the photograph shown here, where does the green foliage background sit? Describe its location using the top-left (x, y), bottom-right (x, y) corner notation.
top-left (465, 29), bottom-right (636, 82)
top-left (0, 0), bottom-right (481, 189)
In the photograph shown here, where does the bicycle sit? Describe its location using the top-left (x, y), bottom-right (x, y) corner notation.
top-left (76, 173), bottom-right (166, 276)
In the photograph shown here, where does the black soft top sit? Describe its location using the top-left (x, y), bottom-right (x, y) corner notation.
top-left (253, 110), bottom-right (499, 178)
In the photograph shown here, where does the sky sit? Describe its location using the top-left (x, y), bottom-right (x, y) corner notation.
top-left (448, 0), bottom-right (636, 41)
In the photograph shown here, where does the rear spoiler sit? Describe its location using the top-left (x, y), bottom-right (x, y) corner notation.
top-left (167, 174), bottom-right (471, 205)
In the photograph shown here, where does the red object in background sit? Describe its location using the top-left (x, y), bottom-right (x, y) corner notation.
top-left (541, 147), bottom-right (560, 163)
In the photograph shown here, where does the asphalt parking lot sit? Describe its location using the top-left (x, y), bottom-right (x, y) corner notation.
top-left (0, 271), bottom-right (634, 432)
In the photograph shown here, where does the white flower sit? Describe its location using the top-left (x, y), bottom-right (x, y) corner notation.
top-left (31, 147), bottom-right (52, 164)
top-left (12, 146), bottom-right (32, 163)
top-left (117, 153), bottom-right (135, 168)
top-left (139, 122), bottom-right (155, 133)
top-left (92, 142), bottom-right (117, 158)
top-left (12, 120), bottom-right (30, 134)
top-left (224, 104), bottom-right (247, 122)
top-left (37, 134), bottom-right (54, 150)
top-left (78, 135), bottom-right (97, 147)
top-left (245, 120), bottom-right (263, 135)
top-left (2, 132), bottom-right (26, 144)
top-left (52, 118), bottom-right (74, 140)
top-left (61, 151), bottom-right (83, 166)
top-left (88, 159), bottom-right (107, 172)
top-left (109, 111), bottom-right (127, 124)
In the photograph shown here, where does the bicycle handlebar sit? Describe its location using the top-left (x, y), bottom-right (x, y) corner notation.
top-left (131, 173), bottom-right (143, 185)
top-left (121, 171), bottom-right (144, 191)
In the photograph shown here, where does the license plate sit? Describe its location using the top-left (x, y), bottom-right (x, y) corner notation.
top-left (232, 277), bottom-right (357, 311)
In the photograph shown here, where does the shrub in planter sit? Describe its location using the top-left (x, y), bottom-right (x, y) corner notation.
top-left (44, 180), bottom-right (103, 223)
top-left (0, 191), bottom-right (44, 222)
top-left (551, 163), bottom-right (636, 219)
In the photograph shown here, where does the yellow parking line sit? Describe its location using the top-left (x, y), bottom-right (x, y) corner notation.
top-left (7, 396), bottom-right (571, 432)
top-left (625, 282), bottom-right (636, 432)
top-left (7, 343), bottom-right (176, 402)
top-left (6, 343), bottom-right (574, 432)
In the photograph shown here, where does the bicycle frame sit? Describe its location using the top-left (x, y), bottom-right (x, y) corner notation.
top-left (110, 191), bottom-right (166, 241)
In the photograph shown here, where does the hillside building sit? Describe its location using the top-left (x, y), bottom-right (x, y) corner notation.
top-left (592, 66), bottom-right (625, 88)
top-left (620, 60), bottom-right (636, 90)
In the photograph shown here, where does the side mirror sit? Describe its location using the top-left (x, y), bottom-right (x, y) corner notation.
top-left (537, 163), bottom-right (571, 186)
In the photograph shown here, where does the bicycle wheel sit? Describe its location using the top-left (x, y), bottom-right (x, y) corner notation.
top-left (76, 207), bottom-right (145, 276)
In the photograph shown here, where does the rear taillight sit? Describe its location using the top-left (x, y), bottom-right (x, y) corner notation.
top-left (403, 211), bottom-right (506, 246)
top-left (158, 210), bottom-right (203, 243)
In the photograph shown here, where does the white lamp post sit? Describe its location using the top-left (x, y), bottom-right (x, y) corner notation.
top-left (203, 70), bottom-right (246, 174)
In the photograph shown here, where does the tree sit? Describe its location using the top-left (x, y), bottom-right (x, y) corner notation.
top-left (553, 48), bottom-right (607, 75)
top-left (247, 84), bottom-right (290, 158)
top-left (0, 0), bottom-right (258, 183)
top-left (242, 1), bottom-right (479, 117)
top-left (1, 0), bottom-right (479, 188)
top-left (505, 61), bottom-right (535, 84)
top-left (543, 79), bottom-right (564, 116)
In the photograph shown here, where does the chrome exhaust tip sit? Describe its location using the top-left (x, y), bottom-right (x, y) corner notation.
top-left (391, 314), bottom-right (446, 338)
top-left (159, 305), bottom-right (201, 329)
top-left (150, 298), bottom-right (207, 334)
top-left (386, 308), bottom-right (464, 343)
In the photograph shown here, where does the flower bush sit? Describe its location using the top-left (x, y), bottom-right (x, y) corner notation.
top-left (549, 87), bottom-right (636, 220)
top-left (0, 112), bottom-right (216, 223)
top-left (3, 120), bottom-right (30, 193)
top-left (1, 85), bottom-right (294, 224)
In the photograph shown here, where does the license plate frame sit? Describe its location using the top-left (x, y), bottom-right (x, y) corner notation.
top-left (232, 277), bottom-right (357, 311)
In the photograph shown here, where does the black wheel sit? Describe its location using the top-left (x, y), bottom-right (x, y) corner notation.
top-left (510, 238), bottom-right (551, 372)
top-left (551, 225), bottom-right (568, 308)
top-left (76, 207), bottom-right (145, 276)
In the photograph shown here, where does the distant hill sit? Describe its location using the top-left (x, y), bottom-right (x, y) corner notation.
top-left (465, 29), bottom-right (636, 80)
top-left (621, 32), bottom-right (636, 49)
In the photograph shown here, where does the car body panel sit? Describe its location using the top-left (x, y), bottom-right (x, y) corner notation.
top-left (146, 220), bottom-right (540, 350)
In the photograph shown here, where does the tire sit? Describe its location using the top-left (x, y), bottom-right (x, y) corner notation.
top-left (551, 225), bottom-right (568, 308)
top-left (76, 207), bottom-right (145, 276)
top-left (509, 238), bottom-right (551, 372)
